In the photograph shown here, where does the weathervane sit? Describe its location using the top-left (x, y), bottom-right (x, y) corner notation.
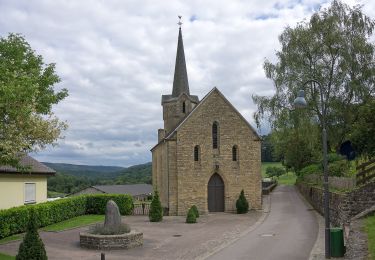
top-left (178, 15), bottom-right (183, 28)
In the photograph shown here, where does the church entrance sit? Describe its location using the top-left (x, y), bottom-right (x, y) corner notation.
top-left (208, 173), bottom-right (224, 212)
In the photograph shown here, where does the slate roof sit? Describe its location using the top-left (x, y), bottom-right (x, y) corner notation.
top-left (0, 154), bottom-right (56, 175)
top-left (161, 94), bottom-right (199, 104)
top-left (92, 184), bottom-right (153, 196)
top-left (163, 28), bottom-right (199, 104)
top-left (172, 27), bottom-right (190, 97)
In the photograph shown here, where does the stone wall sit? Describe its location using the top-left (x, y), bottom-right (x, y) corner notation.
top-left (297, 181), bottom-right (375, 226)
top-left (80, 231), bottom-right (143, 250)
top-left (152, 89), bottom-right (262, 216)
top-left (174, 89), bottom-right (262, 215)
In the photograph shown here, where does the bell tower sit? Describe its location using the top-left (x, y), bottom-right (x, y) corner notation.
top-left (159, 17), bottom-right (199, 139)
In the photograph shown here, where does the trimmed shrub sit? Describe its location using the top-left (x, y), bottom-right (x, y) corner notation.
top-left (85, 194), bottom-right (133, 215)
top-left (0, 194), bottom-right (133, 239)
top-left (236, 190), bottom-right (249, 214)
top-left (16, 209), bottom-right (47, 260)
top-left (299, 164), bottom-right (322, 177)
top-left (266, 166), bottom-right (286, 178)
top-left (191, 205), bottom-right (199, 218)
top-left (186, 207), bottom-right (197, 224)
top-left (149, 191), bottom-right (163, 222)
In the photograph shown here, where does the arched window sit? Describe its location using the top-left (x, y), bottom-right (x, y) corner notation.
top-left (232, 145), bottom-right (238, 161)
top-left (212, 122), bottom-right (219, 149)
top-left (194, 145), bottom-right (200, 161)
top-left (182, 102), bottom-right (186, 113)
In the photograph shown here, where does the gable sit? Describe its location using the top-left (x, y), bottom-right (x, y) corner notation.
top-left (166, 87), bottom-right (260, 140)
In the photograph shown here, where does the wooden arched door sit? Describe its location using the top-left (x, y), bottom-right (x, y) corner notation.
top-left (208, 173), bottom-right (224, 212)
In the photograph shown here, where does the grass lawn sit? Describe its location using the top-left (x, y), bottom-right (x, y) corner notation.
top-left (365, 215), bottom-right (375, 260)
top-left (0, 235), bottom-right (21, 245)
top-left (261, 162), bottom-right (283, 177)
top-left (47, 190), bottom-right (66, 198)
top-left (0, 252), bottom-right (15, 260)
top-left (277, 172), bottom-right (297, 185)
top-left (42, 215), bottom-right (104, 232)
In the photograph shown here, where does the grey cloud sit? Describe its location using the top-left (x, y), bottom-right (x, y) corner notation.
top-left (1, 0), bottom-right (372, 166)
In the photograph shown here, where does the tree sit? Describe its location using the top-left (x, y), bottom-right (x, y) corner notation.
top-left (149, 190), bottom-right (163, 222)
top-left (0, 33), bottom-right (68, 168)
top-left (266, 166), bottom-right (286, 178)
top-left (186, 207), bottom-right (197, 224)
top-left (16, 209), bottom-right (47, 260)
top-left (236, 190), bottom-right (249, 214)
top-left (253, 1), bottom-right (375, 170)
top-left (261, 134), bottom-right (278, 162)
top-left (350, 98), bottom-right (375, 157)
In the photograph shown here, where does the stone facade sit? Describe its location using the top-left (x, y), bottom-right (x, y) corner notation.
top-left (152, 88), bottom-right (262, 216)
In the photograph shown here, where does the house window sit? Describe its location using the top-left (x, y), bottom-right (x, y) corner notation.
top-left (182, 102), bottom-right (186, 113)
top-left (232, 145), bottom-right (238, 161)
top-left (212, 122), bottom-right (219, 149)
top-left (194, 145), bottom-right (200, 161)
top-left (25, 183), bottom-right (36, 204)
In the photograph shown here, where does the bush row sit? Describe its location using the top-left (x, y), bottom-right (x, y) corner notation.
top-left (0, 194), bottom-right (133, 239)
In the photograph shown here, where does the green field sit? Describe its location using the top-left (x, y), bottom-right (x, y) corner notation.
top-left (261, 162), bottom-right (296, 185)
top-left (0, 252), bottom-right (15, 260)
top-left (277, 172), bottom-right (297, 185)
top-left (42, 215), bottom-right (104, 232)
top-left (365, 215), bottom-right (375, 260)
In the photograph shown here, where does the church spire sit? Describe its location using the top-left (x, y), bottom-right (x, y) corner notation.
top-left (172, 16), bottom-right (190, 97)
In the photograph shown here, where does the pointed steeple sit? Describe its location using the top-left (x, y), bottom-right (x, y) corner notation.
top-left (172, 27), bottom-right (190, 97)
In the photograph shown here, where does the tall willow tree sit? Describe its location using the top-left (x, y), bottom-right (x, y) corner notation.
top-left (0, 34), bottom-right (68, 167)
top-left (253, 1), bottom-right (375, 171)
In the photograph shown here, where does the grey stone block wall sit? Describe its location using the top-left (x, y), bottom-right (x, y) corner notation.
top-left (297, 181), bottom-right (375, 226)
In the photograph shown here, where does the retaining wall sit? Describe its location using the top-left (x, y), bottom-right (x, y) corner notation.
top-left (296, 181), bottom-right (375, 226)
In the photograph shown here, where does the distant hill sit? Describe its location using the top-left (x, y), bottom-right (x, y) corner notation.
top-left (45, 162), bottom-right (152, 195)
top-left (43, 162), bottom-right (126, 179)
top-left (115, 162), bottom-right (152, 184)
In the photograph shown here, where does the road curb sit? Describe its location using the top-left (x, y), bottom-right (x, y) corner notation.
top-left (294, 186), bottom-right (325, 260)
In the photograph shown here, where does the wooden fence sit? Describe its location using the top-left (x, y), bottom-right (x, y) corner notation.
top-left (356, 158), bottom-right (375, 186)
top-left (132, 202), bottom-right (150, 215)
top-left (302, 174), bottom-right (356, 190)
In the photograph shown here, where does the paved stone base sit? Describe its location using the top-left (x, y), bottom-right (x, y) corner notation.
top-left (80, 230), bottom-right (143, 250)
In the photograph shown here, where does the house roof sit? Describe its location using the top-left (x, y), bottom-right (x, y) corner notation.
top-left (0, 154), bottom-right (56, 175)
top-left (92, 184), bottom-right (153, 196)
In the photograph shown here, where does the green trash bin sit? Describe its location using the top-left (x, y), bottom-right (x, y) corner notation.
top-left (330, 227), bottom-right (346, 257)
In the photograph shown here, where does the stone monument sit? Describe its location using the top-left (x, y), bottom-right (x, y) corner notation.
top-left (80, 200), bottom-right (143, 250)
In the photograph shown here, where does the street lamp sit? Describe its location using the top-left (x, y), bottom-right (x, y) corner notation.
top-left (293, 79), bottom-right (330, 259)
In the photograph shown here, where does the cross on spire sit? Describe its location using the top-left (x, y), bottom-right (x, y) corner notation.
top-left (177, 15), bottom-right (183, 28)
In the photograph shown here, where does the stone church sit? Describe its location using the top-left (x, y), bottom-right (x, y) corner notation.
top-left (151, 26), bottom-right (262, 216)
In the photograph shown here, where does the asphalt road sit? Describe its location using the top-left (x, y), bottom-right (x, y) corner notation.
top-left (208, 185), bottom-right (318, 260)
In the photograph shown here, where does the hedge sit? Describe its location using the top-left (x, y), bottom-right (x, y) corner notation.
top-left (0, 194), bottom-right (132, 239)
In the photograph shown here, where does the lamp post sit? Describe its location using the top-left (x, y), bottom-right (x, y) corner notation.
top-left (293, 79), bottom-right (330, 259)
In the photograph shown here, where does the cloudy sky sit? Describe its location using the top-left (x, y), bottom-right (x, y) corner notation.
top-left (0, 0), bottom-right (374, 167)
